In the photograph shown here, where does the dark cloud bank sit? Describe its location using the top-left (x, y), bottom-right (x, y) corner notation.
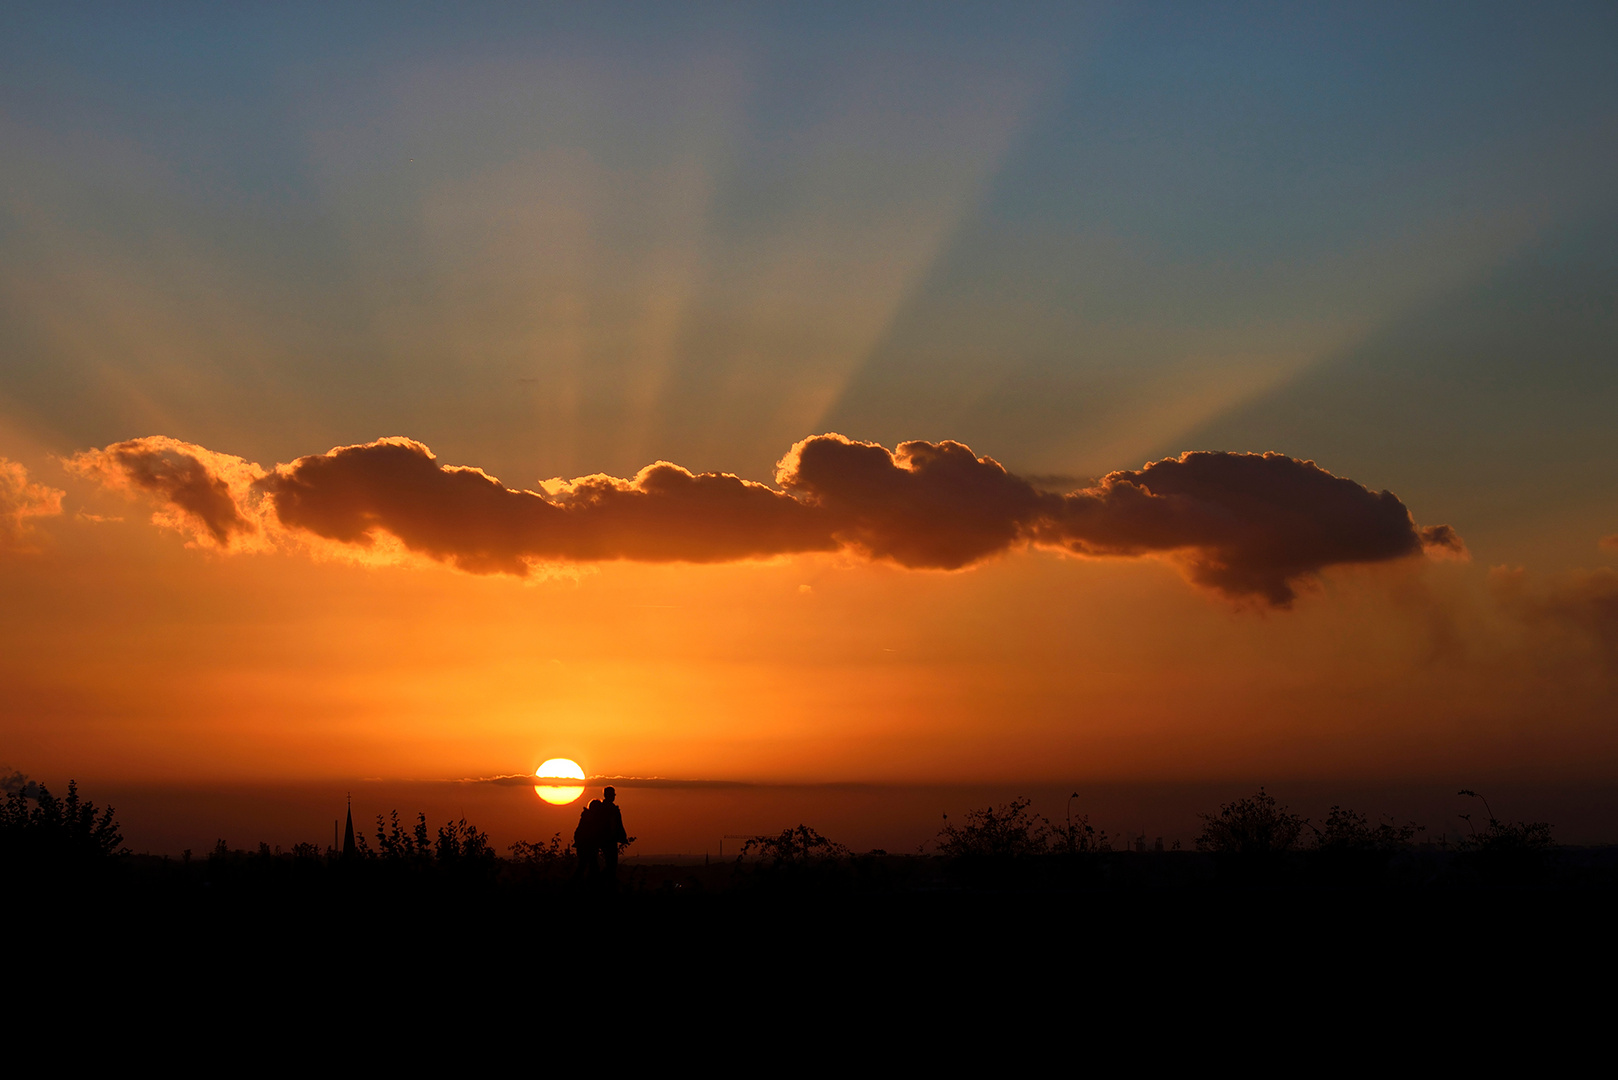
top-left (70, 434), bottom-right (1463, 607)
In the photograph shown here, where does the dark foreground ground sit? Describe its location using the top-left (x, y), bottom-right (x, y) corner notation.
top-left (12, 856), bottom-right (1608, 1067)
top-left (13, 847), bottom-right (1618, 1006)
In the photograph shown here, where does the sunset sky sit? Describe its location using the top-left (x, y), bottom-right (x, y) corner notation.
top-left (2, 5), bottom-right (1615, 848)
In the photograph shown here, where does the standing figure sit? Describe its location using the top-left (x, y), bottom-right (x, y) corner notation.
top-left (574, 798), bottom-right (602, 882)
top-left (598, 786), bottom-right (628, 888)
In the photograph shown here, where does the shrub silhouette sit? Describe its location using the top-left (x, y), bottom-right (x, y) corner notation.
top-left (514, 835), bottom-right (579, 867)
top-left (1455, 790), bottom-right (1554, 854)
top-left (1315, 806), bottom-right (1422, 851)
top-left (1195, 789), bottom-right (1305, 855)
top-left (435, 817), bottom-right (495, 867)
top-left (1307, 805), bottom-right (1423, 885)
top-left (509, 832), bottom-right (575, 873)
top-left (1454, 790), bottom-right (1554, 884)
top-left (372, 810), bottom-right (433, 862)
top-left (348, 809), bottom-right (498, 872)
top-left (1049, 813), bottom-right (1107, 854)
top-left (936, 797), bottom-right (1056, 858)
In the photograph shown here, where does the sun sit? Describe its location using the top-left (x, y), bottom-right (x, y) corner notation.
top-left (534, 758), bottom-right (586, 805)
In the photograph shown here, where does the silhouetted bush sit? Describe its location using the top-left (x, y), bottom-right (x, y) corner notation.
top-left (1308, 805), bottom-right (1423, 885)
top-left (1195, 789), bottom-right (1305, 856)
top-left (435, 817), bottom-right (496, 868)
top-left (508, 832), bottom-right (574, 874)
top-left (936, 798), bottom-right (1051, 858)
top-left (337, 809), bottom-right (499, 878)
top-left (1455, 790), bottom-right (1554, 884)
top-left (1049, 814), bottom-right (1108, 854)
top-left (928, 798), bottom-right (1114, 890)
top-left (514, 835), bottom-right (579, 867)
top-left (1315, 806), bottom-right (1422, 851)
top-left (932, 797), bottom-right (1108, 863)
top-left (370, 810), bottom-right (433, 862)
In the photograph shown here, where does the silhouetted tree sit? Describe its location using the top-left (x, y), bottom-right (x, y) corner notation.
top-left (1195, 789), bottom-right (1305, 855)
top-left (0, 779), bottom-right (124, 863)
top-left (741, 825), bottom-right (849, 865)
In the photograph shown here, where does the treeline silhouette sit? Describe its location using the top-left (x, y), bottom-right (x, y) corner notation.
top-left (1, 779), bottom-right (124, 869)
top-left (1, 776), bottom-right (1603, 895)
top-left (714, 788), bottom-right (1572, 892)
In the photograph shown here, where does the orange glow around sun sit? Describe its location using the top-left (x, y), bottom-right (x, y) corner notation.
top-left (534, 758), bottom-right (586, 805)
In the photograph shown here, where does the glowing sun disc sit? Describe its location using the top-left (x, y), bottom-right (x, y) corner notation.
top-left (534, 758), bottom-right (586, 805)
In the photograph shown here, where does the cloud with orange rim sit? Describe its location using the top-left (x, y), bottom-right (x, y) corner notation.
top-left (0, 459), bottom-right (65, 553)
top-left (66, 433), bottom-right (1464, 607)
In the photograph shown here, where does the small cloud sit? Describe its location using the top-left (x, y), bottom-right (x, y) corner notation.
top-left (64, 436), bottom-right (267, 549)
top-left (0, 459), bottom-right (65, 553)
top-left (0, 767), bottom-right (40, 799)
top-left (75, 512), bottom-right (124, 524)
top-left (1600, 534), bottom-right (1618, 553)
top-left (799, 584), bottom-right (813, 594)
top-left (1420, 524), bottom-right (1470, 561)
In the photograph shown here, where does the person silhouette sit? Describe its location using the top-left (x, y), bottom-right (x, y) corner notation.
top-left (574, 798), bottom-right (602, 882)
top-left (598, 786), bottom-right (628, 887)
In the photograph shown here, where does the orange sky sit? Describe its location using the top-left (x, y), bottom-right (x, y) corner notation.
top-left (3, 434), bottom-right (1613, 793)
top-left (2, 7), bottom-right (1616, 821)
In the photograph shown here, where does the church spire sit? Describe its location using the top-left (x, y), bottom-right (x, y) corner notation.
top-left (342, 794), bottom-right (357, 860)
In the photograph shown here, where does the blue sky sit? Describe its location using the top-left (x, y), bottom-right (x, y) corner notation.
top-left (3, 2), bottom-right (1615, 567)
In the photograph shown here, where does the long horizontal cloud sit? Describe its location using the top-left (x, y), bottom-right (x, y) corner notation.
top-left (267, 437), bottom-right (834, 573)
top-left (67, 433), bottom-right (1462, 606)
top-left (475, 774), bottom-right (753, 790)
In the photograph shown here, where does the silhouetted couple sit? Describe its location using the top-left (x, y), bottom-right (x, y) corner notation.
top-left (574, 786), bottom-right (628, 888)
